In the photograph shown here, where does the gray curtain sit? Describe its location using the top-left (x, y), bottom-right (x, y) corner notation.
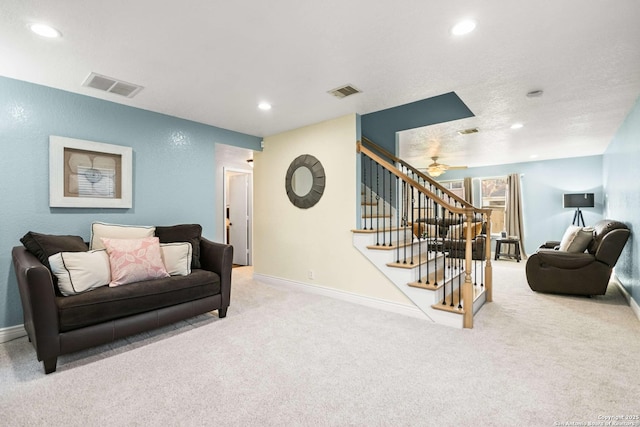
top-left (463, 177), bottom-right (473, 205)
top-left (506, 173), bottom-right (527, 258)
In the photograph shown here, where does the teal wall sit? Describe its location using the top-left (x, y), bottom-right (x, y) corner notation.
top-left (439, 155), bottom-right (604, 256)
top-left (0, 76), bottom-right (261, 329)
top-left (603, 96), bottom-right (640, 308)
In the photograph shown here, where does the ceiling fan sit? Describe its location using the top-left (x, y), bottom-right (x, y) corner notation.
top-left (425, 157), bottom-right (468, 177)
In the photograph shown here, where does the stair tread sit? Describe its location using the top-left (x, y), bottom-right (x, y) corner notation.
top-left (408, 269), bottom-right (463, 290)
top-left (352, 226), bottom-right (412, 234)
top-left (431, 285), bottom-right (486, 314)
top-left (386, 252), bottom-right (443, 269)
top-left (366, 238), bottom-right (421, 251)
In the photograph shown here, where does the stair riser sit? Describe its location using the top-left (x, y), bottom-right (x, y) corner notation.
top-left (353, 232), bottom-right (486, 328)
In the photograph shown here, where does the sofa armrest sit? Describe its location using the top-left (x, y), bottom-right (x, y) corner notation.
top-left (533, 250), bottom-right (597, 269)
top-left (11, 246), bottom-right (61, 361)
top-left (199, 237), bottom-right (233, 308)
top-left (539, 240), bottom-right (561, 250)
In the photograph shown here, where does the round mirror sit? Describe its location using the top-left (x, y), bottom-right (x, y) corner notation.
top-left (285, 154), bottom-right (325, 209)
top-left (292, 166), bottom-right (313, 196)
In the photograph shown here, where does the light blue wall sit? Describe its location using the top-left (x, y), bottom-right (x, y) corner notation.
top-left (0, 76), bottom-right (261, 329)
top-left (439, 155), bottom-right (604, 255)
top-left (603, 96), bottom-right (640, 307)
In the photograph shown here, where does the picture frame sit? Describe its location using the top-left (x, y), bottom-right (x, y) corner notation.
top-left (49, 135), bottom-right (133, 208)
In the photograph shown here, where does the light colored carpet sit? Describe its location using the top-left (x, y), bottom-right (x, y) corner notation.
top-left (1, 261), bottom-right (639, 426)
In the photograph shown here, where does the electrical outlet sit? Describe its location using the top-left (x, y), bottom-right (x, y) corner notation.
top-left (308, 270), bottom-right (314, 280)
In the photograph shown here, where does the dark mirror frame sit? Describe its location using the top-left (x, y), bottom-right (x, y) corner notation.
top-left (285, 154), bottom-right (325, 209)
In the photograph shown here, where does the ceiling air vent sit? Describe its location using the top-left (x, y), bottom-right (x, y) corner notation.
top-left (82, 72), bottom-right (143, 98)
top-left (328, 84), bottom-right (361, 99)
top-left (457, 127), bottom-right (479, 135)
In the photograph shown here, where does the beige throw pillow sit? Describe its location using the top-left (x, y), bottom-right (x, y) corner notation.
top-left (559, 226), bottom-right (594, 253)
top-left (90, 222), bottom-right (156, 250)
top-left (160, 242), bottom-right (193, 276)
top-left (48, 250), bottom-right (111, 296)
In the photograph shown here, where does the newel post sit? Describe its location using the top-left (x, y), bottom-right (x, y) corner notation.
top-left (463, 208), bottom-right (474, 328)
top-left (484, 210), bottom-right (493, 302)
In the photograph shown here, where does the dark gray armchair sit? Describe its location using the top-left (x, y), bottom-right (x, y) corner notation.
top-left (526, 219), bottom-right (630, 296)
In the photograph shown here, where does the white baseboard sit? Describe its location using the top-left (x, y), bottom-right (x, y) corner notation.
top-left (612, 274), bottom-right (640, 323)
top-left (0, 324), bottom-right (27, 343)
top-left (253, 273), bottom-right (428, 320)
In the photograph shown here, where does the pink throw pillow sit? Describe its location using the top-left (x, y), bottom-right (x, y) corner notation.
top-left (101, 237), bottom-right (170, 287)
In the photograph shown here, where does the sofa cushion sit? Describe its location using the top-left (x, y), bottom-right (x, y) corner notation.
top-left (20, 232), bottom-right (89, 270)
top-left (160, 242), bottom-right (192, 276)
top-left (90, 222), bottom-right (156, 250)
top-left (55, 269), bottom-right (221, 332)
top-left (101, 237), bottom-right (170, 287)
top-left (155, 224), bottom-right (202, 269)
top-left (559, 226), bottom-right (594, 253)
top-left (48, 250), bottom-right (111, 296)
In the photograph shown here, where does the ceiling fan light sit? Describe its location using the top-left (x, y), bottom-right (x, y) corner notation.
top-left (427, 166), bottom-right (444, 177)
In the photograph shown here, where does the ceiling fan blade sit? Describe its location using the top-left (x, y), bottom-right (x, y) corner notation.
top-left (448, 165), bottom-right (468, 170)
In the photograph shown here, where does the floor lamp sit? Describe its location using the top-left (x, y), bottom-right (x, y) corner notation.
top-left (563, 193), bottom-right (595, 227)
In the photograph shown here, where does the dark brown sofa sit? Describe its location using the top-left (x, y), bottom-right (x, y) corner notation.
top-left (12, 236), bottom-right (232, 374)
top-left (525, 219), bottom-right (630, 296)
top-left (413, 217), bottom-right (487, 260)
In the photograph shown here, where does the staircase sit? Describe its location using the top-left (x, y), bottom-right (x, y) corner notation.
top-left (353, 138), bottom-right (493, 328)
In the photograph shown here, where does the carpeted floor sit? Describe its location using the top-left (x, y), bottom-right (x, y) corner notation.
top-left (1, 261), bottom-right (639, 426)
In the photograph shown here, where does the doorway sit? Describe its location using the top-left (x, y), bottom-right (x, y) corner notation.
top-left (223, 168), bottom-right (253, 266)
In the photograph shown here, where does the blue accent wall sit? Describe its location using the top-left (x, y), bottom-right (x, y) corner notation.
top-left (0, 76), bottom-right (261, 329)
top-left (603, 96), bottom-right (640, 308)
top-left (361, 92), bottom-right (474, 153)
top-left (439, 156), bottom-right (604, 256)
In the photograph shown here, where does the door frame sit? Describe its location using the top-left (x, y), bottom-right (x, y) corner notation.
top-left (223, 167), bottom-right (253, 265)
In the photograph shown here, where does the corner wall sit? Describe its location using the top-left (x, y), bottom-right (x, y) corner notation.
top-left (603, 95), bottom-right (640, 309)
top-left (253, 114), bottom-right (410, 305)
top-left (0, 76), bottom-right (261, 329)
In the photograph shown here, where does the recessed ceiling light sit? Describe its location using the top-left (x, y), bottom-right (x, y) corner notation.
top-left (258, 102), bottom-right (272, 111)
top-left (451, 20), bottom-right (476, 36)
top-left (530, 154), bottom-right (539, 159)
top-left (29, 23), bottom-right (62, 38)
top-left (511, 123), bottom-right (524, 129)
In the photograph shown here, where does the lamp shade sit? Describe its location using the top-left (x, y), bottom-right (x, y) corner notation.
top-left (563, 193), bottom-right (594, 208)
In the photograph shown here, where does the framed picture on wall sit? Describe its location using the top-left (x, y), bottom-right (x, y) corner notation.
top-left (49, 135), bottom-right (133, 208)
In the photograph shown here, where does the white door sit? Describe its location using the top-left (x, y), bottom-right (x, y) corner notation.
top-left (228, 173), bottom-right (249, 265)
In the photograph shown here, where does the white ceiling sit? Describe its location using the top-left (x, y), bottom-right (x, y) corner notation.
top-left (2, 1), bottom-right (639, 169)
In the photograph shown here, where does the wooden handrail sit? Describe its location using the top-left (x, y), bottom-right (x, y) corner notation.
top-left (361, 136), bottom-right (473, 210)
top-left (358, 141), bottom-right (466, 215)
top-left (358, 141), bottom-right (491, 217)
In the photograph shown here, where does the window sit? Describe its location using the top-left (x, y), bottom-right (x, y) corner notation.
top-left (480, 177), bottom-right (507, 234)
top-left (440, 180), bottom-right (465, 201)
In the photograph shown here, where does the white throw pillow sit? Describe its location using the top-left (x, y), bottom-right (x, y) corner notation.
top-left (559, 226), bottom-right (594, 253)
top-left (160, 242), bottom-right (193, 276)
top-left (48, 250), bottom-right (111, 296)
top-left (90, 222), bottom-right (155, 250)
